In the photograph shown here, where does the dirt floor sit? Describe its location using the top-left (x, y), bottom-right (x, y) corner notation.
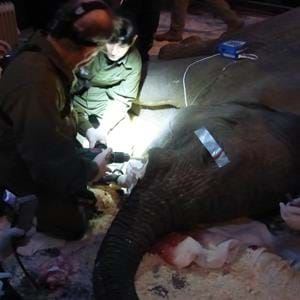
top-left (3, 8), bottom-right (300, 300)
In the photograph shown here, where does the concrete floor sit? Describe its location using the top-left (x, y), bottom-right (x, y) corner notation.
top-left (149, 10), bottom-right (267, 58)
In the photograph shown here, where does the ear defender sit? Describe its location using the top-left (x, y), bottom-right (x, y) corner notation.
top-left (48, 0), bottom-right (111, 46)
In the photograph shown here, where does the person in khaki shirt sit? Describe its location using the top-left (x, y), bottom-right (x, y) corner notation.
top-left (0, 0), bottom-right (114, 240)
top-left (72, 17), bottom-right (142, 148)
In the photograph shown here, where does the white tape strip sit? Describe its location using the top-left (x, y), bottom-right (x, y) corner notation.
top-left (194, 127), bottom-right (230, 168)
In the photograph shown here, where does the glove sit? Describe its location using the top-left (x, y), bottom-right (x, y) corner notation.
top-left (117, 159), bottom-right (148, 189)
top-left (92, 148), bottom-right (112, 183)
top-left (86, 127), bottom-right (108, 148)
top-left (280, 198), bottom-right (300, 230)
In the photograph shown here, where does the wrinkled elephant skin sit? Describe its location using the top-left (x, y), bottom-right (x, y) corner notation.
top-left (138, 7), bottom-right (300, 114)
top-left (93, 102), bottom-right (300, 299)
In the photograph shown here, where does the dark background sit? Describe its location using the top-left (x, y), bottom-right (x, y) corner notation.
top-left (0, 0), bottom-right (299, 30)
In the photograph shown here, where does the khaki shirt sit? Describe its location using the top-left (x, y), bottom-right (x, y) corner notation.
top-left (73, 47), bottom-right (142, 135)
top-left (0, 33), bottom-right (97, 197)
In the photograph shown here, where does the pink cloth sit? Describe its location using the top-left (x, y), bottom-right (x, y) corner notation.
top-left (152, 219), bottom-right (274, 269)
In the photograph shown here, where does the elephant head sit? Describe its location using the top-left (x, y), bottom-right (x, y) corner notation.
top-left (138, 8), bottom-right (300, 115)
top-left (93, 102), bottom-right (300, 299)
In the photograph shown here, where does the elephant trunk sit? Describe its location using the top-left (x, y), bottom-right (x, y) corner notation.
top-left (93, 186), bottom-right (175, 300)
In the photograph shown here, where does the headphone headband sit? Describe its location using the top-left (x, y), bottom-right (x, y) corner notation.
top-left (67, 1), bottom-right (110, 24)
top-left (49, 0), bottom-right (112, 47)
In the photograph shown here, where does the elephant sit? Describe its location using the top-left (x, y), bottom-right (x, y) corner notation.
top-left (93, 102), bottom-right (300, 299)
top-left (137, 7), bottom-right (300, 114)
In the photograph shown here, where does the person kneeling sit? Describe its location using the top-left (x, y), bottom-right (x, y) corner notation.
top-left (73, 16), bottom-right (142, 149)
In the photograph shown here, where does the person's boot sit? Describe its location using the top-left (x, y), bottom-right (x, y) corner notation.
top-left (155, 0), bottom-right (188, 42)
top-left (208, 0), bottom-right (244, 35)
top-left (155, 30), bottom-right (183, 42)
top-left (219, 19), bottom-right (244, 39)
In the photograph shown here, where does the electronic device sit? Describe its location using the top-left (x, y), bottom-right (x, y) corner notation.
top-left (218, 40), bottom-right (247, 59)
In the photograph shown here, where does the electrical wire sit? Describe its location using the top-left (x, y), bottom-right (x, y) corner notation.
top-left (183, 53), bottom-right (220, 107)
top-left (182, 51), bottom-right (259, 107)
top-left (238, 53), bottom-right (259, 60)
top-left (189, 60), bottom-right (238, 106)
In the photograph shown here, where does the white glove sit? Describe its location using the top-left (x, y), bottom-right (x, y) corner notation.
top-left (86, 127), bottom-right (108, 148)
top-left (117, 173), bottom-right (137, 188)
top-left (92, 148), bottom-right (112, 183)
top-left (117, 159), bottom-right (148, 189)
top-left (280, 198), bottom-right (300, 230)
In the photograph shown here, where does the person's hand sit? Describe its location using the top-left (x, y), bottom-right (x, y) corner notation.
top-left (92, 148), bottom-right (112, 182)
top-left (86, 127), bottom-right (108, 148)
top-left (280, 198), bottom-right (300, 230)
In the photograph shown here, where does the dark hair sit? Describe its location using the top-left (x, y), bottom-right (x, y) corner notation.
top-left (108, 17), bottom-right (136, 45)
top-left (48, 0), bottom-right (113, 46)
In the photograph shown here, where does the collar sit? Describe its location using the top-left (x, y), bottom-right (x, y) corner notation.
top-left (102, 48), bottom-right (132, 70)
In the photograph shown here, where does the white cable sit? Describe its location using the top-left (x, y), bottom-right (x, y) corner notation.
top-left (182, 52), bottom-right (259, 107)
top-left (189, 60), bottom-right (238, 106)
top-left (183, 53), bottom-right (220, 107)
top-left (238, 53), bottom-right (259, 60)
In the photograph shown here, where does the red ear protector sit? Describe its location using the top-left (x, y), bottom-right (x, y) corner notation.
top-left (49, 0), bottom-right (112, 46)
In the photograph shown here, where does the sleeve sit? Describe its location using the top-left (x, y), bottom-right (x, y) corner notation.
top-left (71, 64), bottom-right (95, 136)
top-left (10, 80), bottom-right (97, 197)
top-left (73, 99), bottom-right (93, 136)
top-left (101, 59), bottom-right (142, 131)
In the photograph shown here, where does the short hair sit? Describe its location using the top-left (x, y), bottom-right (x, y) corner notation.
top-left (108, 17), bottom-right (136, 45)
top-left (48, 0), bottom-right (113, 47)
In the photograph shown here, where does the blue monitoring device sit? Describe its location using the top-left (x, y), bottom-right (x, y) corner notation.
top-left (218, 40), bottom-right (247, 59)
